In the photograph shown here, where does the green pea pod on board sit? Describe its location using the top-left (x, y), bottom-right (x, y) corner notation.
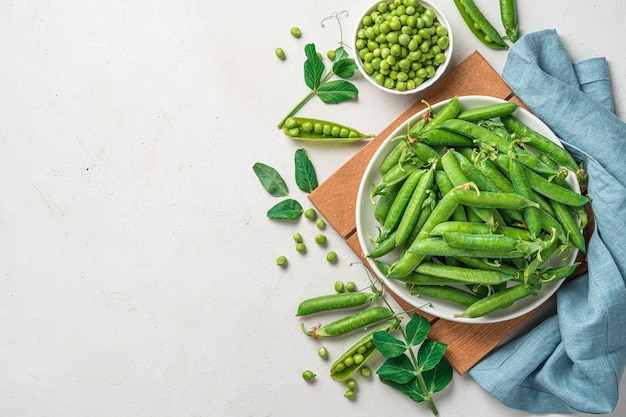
top-left (282, 116), bottom-right (374, 142)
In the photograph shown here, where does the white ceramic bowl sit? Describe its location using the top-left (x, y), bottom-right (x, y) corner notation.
top-left (353, 0), bottom-right (454, 96)
top-left (356, 95), bottom-right (580, 323)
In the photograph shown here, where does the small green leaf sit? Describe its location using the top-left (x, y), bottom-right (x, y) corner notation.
top-left (332, 58), bottom-right (358, 79)
top-left (372, 330), bottom-right (407, 358)
top-left (304, 44), bottom-right (325, 90)
top-left (376, 354), bottom-right (416, 384)
top-left (417, 339), bottom-right (448, 373)
top-left (252, 162), bottom-right (289, 197)
top-left (405, 314), bottom-right (431, 347)
top-left (379, 376), bottom-right (427, 403)
top-left (294, 148), bottom-right (318, 193)
top-left (422, 357), bottom-right (453, 394)
top-left (267, 199), bottom-right (303, 220)
top-left (334, 46), bottom-right (348, 62)
top-left (316, 80), bottom-right (358, 104)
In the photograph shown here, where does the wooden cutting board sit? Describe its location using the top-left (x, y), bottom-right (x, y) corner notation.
top-left (308, 51), bottom-right (592, 374)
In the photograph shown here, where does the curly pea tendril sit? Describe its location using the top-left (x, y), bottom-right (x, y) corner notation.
top-left (321, 10), bottom-right (350, 50)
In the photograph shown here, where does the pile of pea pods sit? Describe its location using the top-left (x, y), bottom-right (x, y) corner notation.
top-left (366, 96), bottom-right (589, 319)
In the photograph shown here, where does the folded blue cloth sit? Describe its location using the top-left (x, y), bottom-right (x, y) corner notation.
top-left (469, 29), bottom-right (626, 414)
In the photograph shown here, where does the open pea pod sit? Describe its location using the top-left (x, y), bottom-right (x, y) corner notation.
top-left (330, 318), bottom-right (400, 381)
top-left (282, 116), bottom-right (374, 143)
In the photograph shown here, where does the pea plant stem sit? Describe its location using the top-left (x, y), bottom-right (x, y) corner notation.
top-left (399, 324), bottom-right (440, 415)
top-left (277, 72), bottom-right (334, 128)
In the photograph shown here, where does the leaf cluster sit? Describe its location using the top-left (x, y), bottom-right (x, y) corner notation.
top-left (277, 43), bottom-right (359, 128)
top-left (253, 148), bottom-right (318, 220)
top-left (372, 314), bottom-right (452, 415)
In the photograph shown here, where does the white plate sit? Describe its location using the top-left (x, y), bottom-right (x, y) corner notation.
top-left (356, 95), bottom-right (580, 324)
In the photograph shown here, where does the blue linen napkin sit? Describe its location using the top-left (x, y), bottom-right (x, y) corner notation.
top-left (468, 29), bottom-right (626, 414)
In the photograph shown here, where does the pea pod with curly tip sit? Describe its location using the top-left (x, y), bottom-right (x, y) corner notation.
top-left (282, 117), bottom-right (374, 142)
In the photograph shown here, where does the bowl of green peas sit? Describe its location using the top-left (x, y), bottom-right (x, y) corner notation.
top-left (356, 95), bottom-right (585, 323)
top-left (353, 0), bottom-right (453, 95)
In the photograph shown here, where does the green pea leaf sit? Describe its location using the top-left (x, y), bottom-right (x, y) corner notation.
top-left (379, 376), bottom-right (427, 403)
top-left (405, 314), bottom-right (431, 347)
top-left (267, 199), bottom-right (303, 220)
top-left (372, 330), bottom-right (407, 358)
top-left (294, 148), bottom-right (318, 193)
top-left (422, 357), bottom-right (453, 394)
top-left (252, 162), bottom-right (289, 197)
top-left (376, 354), bottom-right (416, 384)
top-left (304, 43), bottom-right (325, 90)
top-left (417, 339), bottom-right (448, 373)
top-left (333, 46), bottom-right (349, 62)
top-left (332, 57), bottom-right (358, 79)
top-left (316, 80), bottom-right (358, 104)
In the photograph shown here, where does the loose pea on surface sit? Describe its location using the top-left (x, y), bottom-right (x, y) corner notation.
top-left (276, 255), bottom-right (287, 267)
top-left (304, 208), bottom-right (317, 219)
top-left (346, 379), bottom-right (358, 391)
top-left (345, 281), bottom-right (357, 292)
top-left (296, 242), bottom-right (306, 253)
top-left (290, 27), bottom-right (301, 38)
top-left (275, 47), bottom-right (286, 60)
top-left (293, 233), bottom-right (303, 243)
top-left (315, 234), bottom-right (327, 245)
top-left (318, 346), bottom-right (328, 359)
top-left (302, 370), bottom-right (316, 381)
top-left (334, 280), bottom-right (345, 293)
top-left (344, 389), bottom-right (356, 399)
top-left (327, 49), bottom-right (336, 60)
top-left (360, 366), bottom-right (372, 378)
top-left (316, 218), bottom-right (326, 230)
top-left (327, 251), bottom-right (338, 262)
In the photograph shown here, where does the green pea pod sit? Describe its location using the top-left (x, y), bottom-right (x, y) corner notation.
top-left (420, 96), bottom-right (462, 132)
top-left (374, 181), bottom-right (403, 225)
top-left (376, 260), bottom-right (460, 285)
top-left (408, 238), bottom-right (540, 261)
top-left (442, 232), bottom-right (520, 252)
top-left (532, 263), bottom-right (579, 284)
top-left (500, 0), bottom-right (519, 42)
top-left (380, 140), bottom-right (409, 175)
top-left (409, 284), bottom-right (481, 308)
top-left (454, 0), bottom-right (508, 49)
top-left (417, 128), bottom-right (475, 147)
top-left (378, 169), bottom-right (425, 242)
top-left (457, 102), bottom-right (519, 122)
top-left (301, 306), bottom-right (395, 338)
top-left (523, 166), bottom-right (591, 207)
top-left (395, 165), bottom-right (436, 247)
top-left (501, 115), bottom-right (579, 172)
top-left (330, 320), bottom-right (400, 381)
top-left (367, 230), bottom-right (398, 258)
top-left (455, 283), bottom-right (540, 319)
top-left (371, 157), bottom-right (422, 198)
top-left (282, 117), bottom-right (374, 142)
top-left (509, 157), bottom-right (542, 238)
top-left (415, 261), bottom-right (516, 285)
top-left (296, 291), bottom-right (378, 317)
top-left (550, 199), bottom-right (586, 254)
top-left (452, 189), bottom-right (540, 210)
